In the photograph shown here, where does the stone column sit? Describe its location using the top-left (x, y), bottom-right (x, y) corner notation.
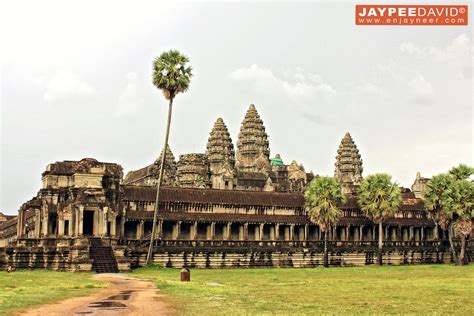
top-left (192, 221), bottom-right (198, 239)
top-left (78, 206), bottom-right (84, 236)
top-left (16, 209), bottom-right (23, 238)
top-left (34, 210), bottom-right (41, 238)
top-left (243, 223), bottom-right (248, 240)
top-left (421, 226), bottom-right (424, 241)
top-left (138, 220), bottom-right (145, 239)
top-left (275, 223), bottom-right (280, 240)
top-left (409, 226), bottom-right (414, 241)
top-left (110, 216), bottom-right (117, 237)
top-left (290, 224), bottom-right (295, 241)
top-left (226, 222), bottom-right (232, 240)
top-left (210, 222), bottom-right (216, 240)
top-left (172, 221), bottom-right (181, 240)
top-left (259, 223), bottom-right (264, 241)
top-left (359, 226), bottom-right (363, 241)
top-left (346, 225), bottom-right (350, 241)
top-left (304, 224), bottom-right (309, 241)
top-left (42, 212), bottom-right (49, 237)
top-left (58, 216), bottom-right (64, 237)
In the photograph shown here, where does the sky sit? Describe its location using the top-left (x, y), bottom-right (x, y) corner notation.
top-left (0, 0), bottom-right (473, 214)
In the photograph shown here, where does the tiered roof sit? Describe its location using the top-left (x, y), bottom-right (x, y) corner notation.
top-left (206, 117), bottom-right (235, 173)
top-left (236, 104), bottom-right (270, 172)
top-left (334, 132), bottom-right (363, 187)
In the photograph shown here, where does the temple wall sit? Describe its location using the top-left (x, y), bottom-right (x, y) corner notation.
top-left (126, 245), bottom-right (455, 268)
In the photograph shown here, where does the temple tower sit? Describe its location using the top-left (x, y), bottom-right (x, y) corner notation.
top-left (206, 118), bottom-right (236, 190)
top-left (123, 144), bottom-right (177, 186)
top-left (236, 104), bottom-right (271, 173)
top-left (176, 153), bottom-right (211, 188)
top-left (334, 132), bottom-right (363, 194)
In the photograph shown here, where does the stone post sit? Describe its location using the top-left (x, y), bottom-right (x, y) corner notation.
top-left (243, 223), bottom-right (248, 240)
top-left (304, 224), bottom-right (309, 241)
top-left (275, 223), bottom-right (280, 240)
top-left (290, 224), bottom-right (295, 241)
top-left (192, 221), bottom-right (198, 239)
top-left (359, 226), bottom-right (363, 241)
top-left (346, 225), bottom-right (350, 241)
top-left (210, 222), bottom-right (216, 240)
top-left (110, 216), bottom-right (116, 238)
top-left (421, 226), bottom-right (424, 241)
top-left (78, 206), bottom-right (84, 236)
top-left (34, 210), bottom-right (41, 238)
top-left (138, 220), bottom-right (145, 239)
top-left (226, 222), bottom-right (231, 240)
top-left (259, 223), bottom-right (264, 241)
top-left (42, 211), bottom-right (49, 237)
top-left (58, 216), bottom-right (64, 237)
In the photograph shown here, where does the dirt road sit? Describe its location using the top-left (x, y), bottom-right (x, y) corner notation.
top-left (19, 274), bottom-right (174, 315)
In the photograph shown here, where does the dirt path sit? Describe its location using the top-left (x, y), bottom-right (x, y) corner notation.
top-left (19, 274), bottom-right (175, 316)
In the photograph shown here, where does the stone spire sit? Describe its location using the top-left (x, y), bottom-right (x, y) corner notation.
top-left (236, 104), bottom-right (270, 173)
top-left (334, 132), bottom-right (363, 193)
top-left (151, 144), bottom-right (177, 186)
top-left (176, 153), bottom-right (210, 188)
top-left (206, 118), bottom-right (236, 189)
top-left (123, 144), bottom-right (177, 186)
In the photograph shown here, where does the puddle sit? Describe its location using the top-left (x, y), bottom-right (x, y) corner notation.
top-left (88, 300), bottom-right (127, 310)
top-left (106, 291), bottom-right (133, 301)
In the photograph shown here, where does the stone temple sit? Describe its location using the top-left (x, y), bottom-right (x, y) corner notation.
top-left (0, 104), bottom-right (468, 271)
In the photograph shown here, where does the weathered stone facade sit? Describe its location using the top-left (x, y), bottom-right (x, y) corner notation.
top-left (335, 132), bottom-right (363, 194)
top-left (0, 104), bottom-right (470, 271)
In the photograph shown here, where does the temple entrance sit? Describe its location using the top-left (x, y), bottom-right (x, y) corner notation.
top-left (83, 210), bottom-right (95, 236)
top-left (48, 213), bottom-right (58, 235)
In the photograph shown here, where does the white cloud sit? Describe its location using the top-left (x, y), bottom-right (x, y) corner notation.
top-left (35, 71), bottom-right (94, 104)
top-left (408, 73), bottom-right (435, 106)
top-left (115, 72), bottom-right (145, 117)
top-left (400, 33), bottom-right (473, 78)
top-left (228, 64), bottom-right (336, 123)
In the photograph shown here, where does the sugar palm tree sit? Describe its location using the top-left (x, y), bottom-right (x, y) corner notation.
top-left (424, 173), bottom-right (457, 262)
top-left (426, 168), bottom-right (474, 265)
top-left (305, 176), bottom-right (346, 268)
top-left (146, 50), bottom-right (193, 265)
top-left (449, 163), bottom-right (474, 181)
top-left (448, 180), bottom-right (474, 265)
top-left (358, 173), bottom-right (401, 266)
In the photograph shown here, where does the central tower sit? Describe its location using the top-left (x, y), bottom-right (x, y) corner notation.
top-left (236, 104), bottom-right (271, 174)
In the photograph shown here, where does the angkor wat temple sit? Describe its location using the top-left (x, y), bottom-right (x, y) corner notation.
top-left (0, 104), bottom-right (465, 271)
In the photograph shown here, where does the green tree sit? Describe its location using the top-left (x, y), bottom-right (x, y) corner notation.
top-left (449, 163), bottom-right (474, 181)
top-left (147, 50), bottom-right (193, 265)
top-left (424, 173), bottom-right (457, 262)
top-left (425, 166), bottom-right (474, 265)
top-left (358, 173), bottom-right (401, 266)
top-left (305, 176), bottom-right (346, 268)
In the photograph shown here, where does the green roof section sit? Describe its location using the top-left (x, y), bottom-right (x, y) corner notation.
top-left (271, 154), bottom-right (284, 166)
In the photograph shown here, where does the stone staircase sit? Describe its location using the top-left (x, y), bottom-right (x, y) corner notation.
top-left (89, 238), bottom-right (118, 273)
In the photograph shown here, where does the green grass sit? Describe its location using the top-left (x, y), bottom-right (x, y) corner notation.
top-left (131, 265), bottom-right (474, 315)
top-left (0, 270), bottom-right (108, 315)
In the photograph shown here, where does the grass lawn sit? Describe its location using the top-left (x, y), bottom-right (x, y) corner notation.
top-left (131, 264), bottom-right (474, 315)
top-left (0, 270), bottom-right (108, 315)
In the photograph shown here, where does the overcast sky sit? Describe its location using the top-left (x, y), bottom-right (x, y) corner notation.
top-left (1, 0), bottom-right (472, 214)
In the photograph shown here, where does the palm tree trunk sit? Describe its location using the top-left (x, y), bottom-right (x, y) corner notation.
top-left (323, 230), bottom-right (328, 268)
top-left (146, 96), bottom-right (174, 265)
top-left (447, 222), bottom-right (458, 265)
top-left (378, 222), bottom-right (383, 266)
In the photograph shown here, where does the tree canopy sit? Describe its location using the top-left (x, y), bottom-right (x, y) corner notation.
top-left (304, 176), bottom-right (346, 232)
top-left (152, 49), bottom-right (193, 99)
top-left (358, 173), bottom-right (401, 222)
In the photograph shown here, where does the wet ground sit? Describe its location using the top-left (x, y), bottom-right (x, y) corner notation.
top-left (19, 274), bottom-right (174, 316)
